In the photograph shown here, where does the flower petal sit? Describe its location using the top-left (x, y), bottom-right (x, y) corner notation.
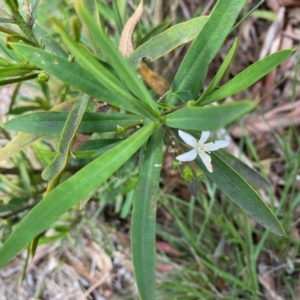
top-left (200, 151), bottom-right (213, 172)
top-left (204, 140), bottom-right (229, 151)
top-left (176, 149), bottom-right (197, 161)
top-left (178, 130), bottom-right (197, 147)
top-left (199, 131), bottom-right (210, 144)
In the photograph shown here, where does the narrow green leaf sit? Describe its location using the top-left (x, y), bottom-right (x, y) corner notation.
top-left (250, 10), bottom-right (277, 21)
top-left (73, 0), bottom-right (103, 58)
top-left (216, 149), bottom-right (271, 190)
top-left (131, 127), bottom-right (162, 300)
top-left (0, 122), bottom-right (157, 268)
top-left (112, 0), bottom-right (124, 33)
top-left (97, 2), bottom-right (114, 21)
top-left (139, 20), bottom-right (171, 45)
top-left (0, 73), bottom-right (38, 86)
top-left (198, 38), bottom-right (238, 102)
top-left (164, 101), bottom-right (255, 131)
top-left (4, 112), bottom-right (142, 134)
top-left (115, 0), bottom-right (126, 25)
top-left (0, 132), bottom-right (43, 162)
top-left (168, 0), bottom-right (246, 104)
top-left (32, 22), bottom-right (68, 59)
top-left (77, 3), bottom-right (160, 116)
top-left (195, 153), bottom-right (285, 235)
top-left (0, 64), bottom-right (37, 77)
top-left (42, 94), bottom-right (89, 181)
top-left (0, 39), bottom-right (21, 62)
top-left (11, 44), bottom-right (157, 121)
top-left (77, 138), bottom-right (122, 151)
top-left (165, 203), bottom-right (253, 291)
top-left (201, 50), bottom-right (294, 105)
top-left (128, 16), bottom-right (208, 69)
top-left (0, 100), bottom-right (78, 162)
top-left (8, 106), bottom-right (40, 115)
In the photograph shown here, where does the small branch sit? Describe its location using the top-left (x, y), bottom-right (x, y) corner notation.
top-left (161, 103), bottom-right (186, 116)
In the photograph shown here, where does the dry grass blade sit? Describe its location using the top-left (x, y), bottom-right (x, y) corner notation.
top-left (232, 101), bottom-right (300, 137)
top-left (119, 1), bottom-right (144, 58)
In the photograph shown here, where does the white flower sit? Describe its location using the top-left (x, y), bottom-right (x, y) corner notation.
top-left (176, 130), bottom-right (229, 173)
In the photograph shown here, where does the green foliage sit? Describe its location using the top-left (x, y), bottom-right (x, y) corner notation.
top-left (0, 1), bottom-right (294, 299)
top-left (41, 93), bottom-right (89, 182)
top-left (200, 49), bottom-right (294, 106)
top-left (168, 0), bottom-right (246, 104)
top-left (195, 153), bottom-right (284, 236)
top-left (4, 111), bottom-right (142, 134)
top-left (164, 101), bottom-right (256, 131)
top-left (131, 127), bottom-right (162, 300)
top-left (0, 122), bottom-right (157, 268)
top-left (128, 16), bottom-right (208, 69)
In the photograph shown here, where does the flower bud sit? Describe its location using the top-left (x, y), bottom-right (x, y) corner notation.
top-left (37, 72), bottom-right (49, 83)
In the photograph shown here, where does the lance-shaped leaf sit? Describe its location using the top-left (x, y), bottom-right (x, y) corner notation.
top-left (201, 49), bottom-right (294, 105)
top-left (0, 122), bottom-right (157, 268)
top-left (11, 44), bottom-right (157, 122)
top-left (72, 0), bottom-right (103, 58)
top-left (73, 3), bottom-right (160, 116)
top-left (131, 127), bottom-right (162, 300)
top-left (194, 152), bottom-right (285, 236)
top-left (216, 149), bottom-right (270, 190)
top-left (168, 0), bottom-right (246, 104)
top-left (128, 16), bottom-right (208, 69)
top-left (77, 138), bottom-right (122, 151)
top-left (4, 112), bottom-right (142, 134)
top-left (198, 38), bottom-right (238, 102)
top-left (164, 101), bottom-right (255, 131)
top-left (32, 22), bottom-right (68, 59)
top-left (42, 93), bottom-right (89, 181)
top-left (0, 100), bottom-right (77, 162)
top-left (0, 132), bottom-right (44, 162)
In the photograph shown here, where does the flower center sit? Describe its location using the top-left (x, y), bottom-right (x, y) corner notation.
top-left (195, 143), bottom-right (205, 154)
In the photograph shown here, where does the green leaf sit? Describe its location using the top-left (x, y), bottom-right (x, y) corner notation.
top-left (128, 16), bottom-right (208, 69)
top-left (97, 2), bottom-right (114, 21)
top-left (42, 94), bottom-right (89, 181)
top-left (77, 138), bottom-right (123, 151)
top-left (0, 73), bottom-right (38, 86)
top-left (0, 64), bottom-right (37, 77)
top-left (198, 38), bottom-right (238, 102)
top-left (92, 141), bottom-right (122, 157)
top-left (0, 132), bottom-right (42, 162)
top-left (11, 44), bottom-right (158, 122)
top-left (0, 38), bottom-right (22, 62)
top-left (164, 101), bottom-right (255, 131)
top-left (250, 10), bottom-right (277, 21)
top-left (216, 149), bottom-right (271, 190)
top-left (168, 0), bottom-right (246, 104)
top-left (4, 111), bottom-right (142, 134)
top-left (195, 153), bottom-right (285, 236)
top-left (76, 3), bottom-right (160, 116)
top-left (0, 100), bottom-right (78, 162)
top-left (0, 122), bottom-right (157, 268)
top-left (73, 0), bottom-right (103, 58)
top-left (139, 20), bottom-right (171, 45)
top-left (32, 22), bottom-right (68, 59)
top-left (131, 126), bottom-right (162, 300)
top-left (8, 106), bottom-right (41, 115)
top-left (201, 50), bottom-right (294, 105)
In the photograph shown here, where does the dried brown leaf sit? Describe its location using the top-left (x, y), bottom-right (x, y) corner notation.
top-left (119, 1), bottom-right (143, 58)
top-left (138, 62), bottom-right (170, 96)
top-left (259, 273), bottom-right (285, 300)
